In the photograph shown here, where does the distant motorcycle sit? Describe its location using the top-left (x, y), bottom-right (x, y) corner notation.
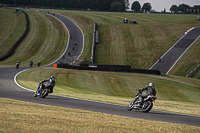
top-left (16, 63), bottom-right (19, 69)
top-left (34, 83), bottom-right (49, 98)
top-left (127, 92), bottom-right (156, 113)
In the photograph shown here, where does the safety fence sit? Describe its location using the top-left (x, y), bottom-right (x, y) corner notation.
top-left (91, 23), bottom-right (98, 64)
top-left (0, 9), bottom-right (29, 61)
top-left (55, 63), bottom-right (161, 75)
top-left (186, 64), bottom-right (200, 77)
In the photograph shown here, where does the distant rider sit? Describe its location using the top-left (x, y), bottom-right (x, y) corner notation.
top-left (137, 82), bottom-right (156, 107)
top-left (30, 61), bottom-right (33, 67)
top-left (34, 76), bottom-right (56, 96)
top-left (16, 61), bottom-right (20, 69)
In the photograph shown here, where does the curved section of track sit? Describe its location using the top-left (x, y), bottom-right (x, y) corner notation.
top-left (0, 11), bottom-right (200, 127)
top-left (150, 27), bottom-right (200, 74)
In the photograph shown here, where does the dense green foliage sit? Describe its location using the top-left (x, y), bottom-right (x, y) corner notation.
top-left (131, 1), bottom-right (141, 12)
top-left (170, 4), bottom-right (200, 14)
top-left (0, 0), bottom-right (129, 11)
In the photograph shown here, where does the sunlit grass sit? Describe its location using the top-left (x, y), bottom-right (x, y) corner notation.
top-left (1, 98), bottom-right (200, 133)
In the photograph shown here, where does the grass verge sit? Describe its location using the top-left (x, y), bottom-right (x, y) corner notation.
top-left (1, 98), bottom-right (200, 132)
top-left (17, 67), bottom-right (200, 116)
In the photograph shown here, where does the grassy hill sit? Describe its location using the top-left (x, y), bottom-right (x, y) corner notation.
top-left (0, 8), bottom-right (26, 57)
top-left (45, 10), bottom-right (200, 78)
top-left (17, 67), bottom-right (200, 116)
top-left (0, 8), bottom-right (199, 114)
top-left (1, 8), bottom-right (200, 131)
top-left (0, 9), bottom-right (68, 66)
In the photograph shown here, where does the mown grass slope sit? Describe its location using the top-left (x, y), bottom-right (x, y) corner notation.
top-left (0, 8), bottom-right (26, 57)
top-left (0, 10), bottom-right (68, 66)
top-left (47, 10), bottom-right (200, 78)
top-left (17, 67), bottom-right (200, 116)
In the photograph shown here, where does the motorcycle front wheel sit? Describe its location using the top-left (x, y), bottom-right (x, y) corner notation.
top-left (142, 101), bottom-right (153, 113)
top-left (127, 100), bottom-right (135, 111)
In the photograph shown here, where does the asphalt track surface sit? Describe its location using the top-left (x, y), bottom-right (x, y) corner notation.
top-left (0, 11), bottom-right (200, 127)
top-left (150, 27), bottom-right (200, 74)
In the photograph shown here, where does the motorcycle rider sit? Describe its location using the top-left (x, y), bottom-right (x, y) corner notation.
top-left (34, 76), bottom-right (56, 96)
top-left (137, 82), bottom-right (156, 107)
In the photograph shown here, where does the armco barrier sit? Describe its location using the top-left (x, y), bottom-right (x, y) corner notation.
top-left (91, 23), bottom-right (98, 65)
top-left (186, 64), bottom-right (200, 77)
top-left (56, 63), bottom-right (161, 75)
top-left (0, 10), bottom-right (29, 61)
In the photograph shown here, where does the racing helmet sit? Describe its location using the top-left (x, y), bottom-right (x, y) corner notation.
top-left (51, 75), bottom-right (55, 79)
top-left (149, 82), bottom-right (154, 87)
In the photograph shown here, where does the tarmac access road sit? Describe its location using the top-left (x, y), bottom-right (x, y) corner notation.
top-left (150, 27), bottom-right (200, 74)
top-left (0, 11), bottom-right (200, 127)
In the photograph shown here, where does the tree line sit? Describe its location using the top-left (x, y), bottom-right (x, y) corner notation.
top-left (0, 0), bottom-right (129, 11)
top-left (130, 1), bottom-right (200, 14)
top-left (131, 1), bottom-right (151, 13)
top-left (170, 4), bottom-right (200, 14)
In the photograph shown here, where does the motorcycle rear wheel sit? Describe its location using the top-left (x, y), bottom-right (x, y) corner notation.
top-left (142, 101), bottom-right (153, 113)
top-left (41, 88), bottom-right (48, 98)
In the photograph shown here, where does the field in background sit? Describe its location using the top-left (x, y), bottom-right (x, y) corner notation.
top-left (0, 9), bottom-right (68, 66)
top-left (46, 9), bottom-right (200, 78)
top-left (1, 8), bottom-right (199, 77)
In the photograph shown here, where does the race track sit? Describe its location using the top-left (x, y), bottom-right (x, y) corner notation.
top-left (150, 27), bottom-right (200, 74)
top-left (0, 10), bottom-right (200, 127)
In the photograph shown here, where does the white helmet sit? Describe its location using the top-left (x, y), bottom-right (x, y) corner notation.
top-left (149, 82), bottom-right (154, 87)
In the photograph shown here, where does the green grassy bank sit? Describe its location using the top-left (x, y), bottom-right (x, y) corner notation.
top-left (43, 9), bottom-right (200, 78)
top-left (0, 8), bottom-right (26, 57)
top-left (0, 10), bottom-right (68, 66)
top-left (17, 67), bottom-right (200, 116)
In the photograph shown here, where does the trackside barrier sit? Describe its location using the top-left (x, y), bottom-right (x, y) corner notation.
top-left (0, 10), bottom-right (29, 61)
top-left (91, 23), bottom-right (98, 65)
top-left (186, 64), bottom-right (200, 77)
top-left (55, 64), bottom-right (161, 75)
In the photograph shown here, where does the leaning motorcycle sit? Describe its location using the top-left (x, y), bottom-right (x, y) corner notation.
top-left (34, 83), bottom-right (49, 98)
top-left (127, 92), bottom-right (156, 113)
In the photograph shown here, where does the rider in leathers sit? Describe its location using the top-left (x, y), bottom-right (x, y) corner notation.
top-left (35, 76), bottom-right (55, 96)
top-left (137, 82), bottom-right (156, 107)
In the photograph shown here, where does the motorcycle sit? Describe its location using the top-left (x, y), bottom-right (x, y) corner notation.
top-left (16, 63), bottom-right (19, 69)
top-left (34, 83), bottom-right (49, 98)
top-left (127, 92), bottom-right (156, 113)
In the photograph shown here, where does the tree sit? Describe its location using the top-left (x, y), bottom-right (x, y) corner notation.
top-left (110, 2), bottom-right (124, 12)
top-left (124, 0), bottom-right (130, 10)
top-left (142, 3), bottom-right (152, 13)
top-left (170, 5), bottom-right (178, 13)
top-left (131, 1), bottom-right (141, 12)
top-left (178, 4), bottom-right (190, 14)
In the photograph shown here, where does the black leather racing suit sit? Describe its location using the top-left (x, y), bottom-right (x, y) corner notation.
top-left (139, 86), bottom-right (156, 98)
top-left (138, 86), bottom-right (156, 104)
top-left (40, 78), bottom-right (55, 93)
